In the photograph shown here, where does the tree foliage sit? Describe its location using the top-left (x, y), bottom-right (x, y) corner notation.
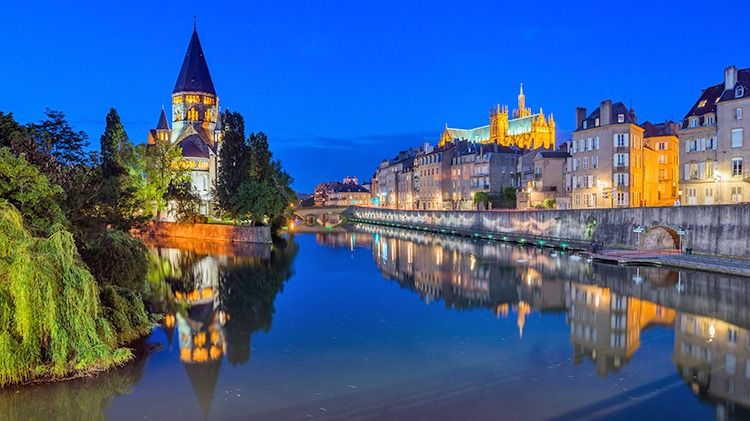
top-left (144, 137), bottom-right (189, 220)
top-left (0, 148), bottom-right (66, 235)
top-left (213, 110), bottom-right (294, 230)
top-left (0, 202), bottom-right (149, 387)
top-left (214, 111), bottom-right (250, 219)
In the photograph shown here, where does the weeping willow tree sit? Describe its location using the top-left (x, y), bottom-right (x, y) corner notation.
top-left (0, 201), bottom-right (150, 386)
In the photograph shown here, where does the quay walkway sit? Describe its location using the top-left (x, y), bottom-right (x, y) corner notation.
top-left (591, 249), bottom-right (750, 277)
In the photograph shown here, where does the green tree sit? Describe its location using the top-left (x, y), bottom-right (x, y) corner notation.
top-left (100, 108), bottom-right (133, 179)
top-left (27, 109), bottom-right (90, 166)
top-left (0, 147), bottom-right (66, 235)
top-left (166, 180), bottom-right (205, 224)
top-left (96, 108), bottom-right (143, 230)
top-left (543, 198), bottom-right (556, 209)
top-left (214, 111), bottom-right (250, 219)
top-left (145, 137), bottom-right (188, 220)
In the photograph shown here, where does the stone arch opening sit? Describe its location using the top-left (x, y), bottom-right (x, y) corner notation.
top-left (641, 226), bottom-right (680, 251)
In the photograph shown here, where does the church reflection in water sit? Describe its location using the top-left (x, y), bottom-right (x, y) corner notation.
top-left (319, 224), bottom-right (750, 419)
top-left (145, 238), bottom-right (297, 417)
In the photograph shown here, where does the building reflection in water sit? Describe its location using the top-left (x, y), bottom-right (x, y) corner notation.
top-left (145, 238), bottom-right (297, 417)
top-left (322, 224), bottom-right (750, 418)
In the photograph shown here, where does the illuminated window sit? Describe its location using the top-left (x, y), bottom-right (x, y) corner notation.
top-left (173, 95), bottom-right (184, 104)
top-left (617, 113), bottom-right (625, 123)
top-left (187, 108), bottom-right (198, 121)
top-left (203, 96), bottom-right (215, 105)
top-left (698, 99), bottom-right (707, 108)
top-left (205, 109), bottom-right (213, 122)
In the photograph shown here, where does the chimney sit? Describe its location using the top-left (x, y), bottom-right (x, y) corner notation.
top-left (725, 65), bottom-right (738, 90)
top-left (576, 107), bottom-right (587, 130)
top-left (600, 100), bottom-right (612, 126)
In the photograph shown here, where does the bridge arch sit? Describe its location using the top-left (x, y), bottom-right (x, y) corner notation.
top-left (641, 226), bottom-right (680, 251)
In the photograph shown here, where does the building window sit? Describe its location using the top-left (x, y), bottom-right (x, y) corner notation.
top-left (732, 128), bottom-right (744, 148)
top-left (705, 188), bottom-right (714, 205)
top-left (689, 118), bottom-right (697, 128)
top-left (616, 192), bottom-right (629, 206)
top-left (615, 173), bottom-right (629, 187)
top-left (687, 188), bottom-right (697, 205)
top-left (737, 86), bottom-right (746, 98)
top-left (595, 136), bottom-right (600, 149)
top-left (732, 187), bottom-right (743, 203)
top-left (708, 136), bottom-right (718, 150)
top-left (615, 133), bottom-right (628, 147)
top-left (187, 108), bottom-right (198, 121)
top-left (738, 108), bottom-right (744, 120)
top-left (706, 115), bottom-right (715, 125)
top-left (614, 153), bottom-right (628, 167)
top-left (592, 156), bottom-right (599, 169)
top-left (732, 157), bottom-right (743, 177)
top-left (617, 114), bottom-right (625, 123)
top-left (583, 120), bottom-right (588, 129)
top-left (595, 118), bottom-right (600, 127)
top-left (698, 99), bottom-right (707, 108)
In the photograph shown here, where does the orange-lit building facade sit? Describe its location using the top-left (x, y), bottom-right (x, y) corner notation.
top-left (642, 121), bottom-right (680, 206)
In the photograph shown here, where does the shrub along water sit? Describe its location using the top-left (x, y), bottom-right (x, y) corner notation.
top-left (0, 202), bottom-right (151, 387)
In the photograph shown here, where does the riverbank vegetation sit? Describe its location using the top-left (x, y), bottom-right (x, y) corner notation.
top-left (214, 110), bottom-right (295, 233)
top-left (0, 109), bottom-right (152, 386)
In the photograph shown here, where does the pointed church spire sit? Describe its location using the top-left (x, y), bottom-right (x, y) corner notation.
top-left (157, 106), bottom-right (170, 130)
top-left (173, 23), bottom-right (216, 95)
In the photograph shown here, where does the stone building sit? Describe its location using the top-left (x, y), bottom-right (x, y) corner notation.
top-left (439, 84), bottom-right (556, 150)
top-left (373, 148), bottom-right (419, 209)
top-left (147, 25), bottom-right (222, 216)
top-left (313, 178), bottom-right (370, 207)
top-left (448, 141), bottom-right (520, 210)
top-left (680, 65), bottom-right (749, 205)
top-left (415, 143), bottom-right (453, 210)
top-left (516, 149), bottom-right (570, 209)
top-left (568, 100), bottom-right (650, 208)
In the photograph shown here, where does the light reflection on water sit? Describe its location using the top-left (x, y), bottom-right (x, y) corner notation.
top-left (2, 226), bottom-right (750, 420)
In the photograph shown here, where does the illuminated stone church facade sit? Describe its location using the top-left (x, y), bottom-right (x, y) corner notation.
top-left (148, 25), bottom-right (222, 216)
top-left (439, 84), bottom-right (556, 150)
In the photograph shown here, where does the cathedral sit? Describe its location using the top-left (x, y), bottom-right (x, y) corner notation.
top-left (148, 24), bottom-right (222, 216)
top-left (439, 84), bottom-right (556, 150)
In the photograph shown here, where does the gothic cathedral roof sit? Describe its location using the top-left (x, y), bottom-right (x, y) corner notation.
top-left (173, 27), bottom-right (216, 95)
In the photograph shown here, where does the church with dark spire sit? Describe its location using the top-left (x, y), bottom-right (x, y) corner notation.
top-left (148, 22), bottom-right (222, 216)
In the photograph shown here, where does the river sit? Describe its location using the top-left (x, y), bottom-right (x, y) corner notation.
top-left (3, 224), bottom-right (750, 420)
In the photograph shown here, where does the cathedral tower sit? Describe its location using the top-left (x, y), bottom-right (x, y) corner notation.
top-left (170, 24), bottom-right (221, 146)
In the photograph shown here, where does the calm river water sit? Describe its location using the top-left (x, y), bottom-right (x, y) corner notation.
top-left (4, 224), bottom-right (750, 420)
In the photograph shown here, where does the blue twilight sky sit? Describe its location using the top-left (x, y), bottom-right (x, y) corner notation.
top-left (1, 0), bottom-right (747, 192)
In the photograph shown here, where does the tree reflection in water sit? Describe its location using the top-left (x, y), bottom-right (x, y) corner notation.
top-left (0, 340), bottom-right (151, 421)
top-left (144, 237), bottom-right (297, 417)
top-left (0, 238), bottom-right (298, 421)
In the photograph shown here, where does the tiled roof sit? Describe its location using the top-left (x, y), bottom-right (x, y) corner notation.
top-left (177, 134), bottom-right (211, 159)
top-left (718, 68), bottom-right (750, 102)
top-left (641, 121), bottom-right (678, 138)
top-left (582, 102), bottom-right (635, 129)
top-left (156, 108), bottom-right (170, 130)
top-left (538, 150), bottom-right (570, 159)
top-left (174, 29), bottom-right (216, 95)
top-left (682, 83), bottom-right (722, 127)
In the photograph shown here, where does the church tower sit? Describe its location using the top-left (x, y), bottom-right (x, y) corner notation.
top-left (170, 23), bottom-right (221, 146)
top-left (513, 83), bottom-right (532, 119)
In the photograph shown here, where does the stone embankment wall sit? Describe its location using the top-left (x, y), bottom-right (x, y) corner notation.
top-left (137, 221), bottom-right (272, 244)
top-left (343, 205), bottom-right (750, 258)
